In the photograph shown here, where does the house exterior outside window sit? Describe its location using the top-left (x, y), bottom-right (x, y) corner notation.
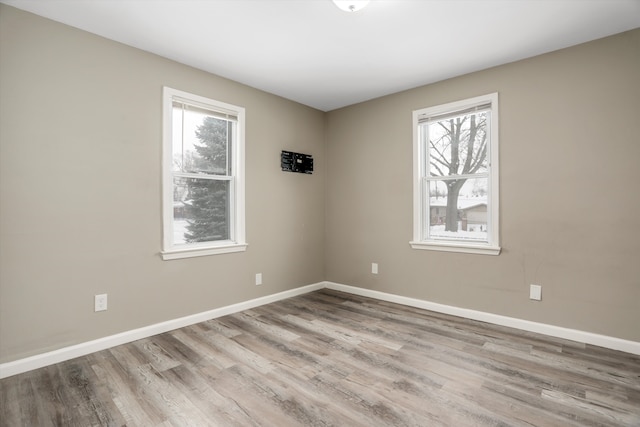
top-left (411, 93), bottom-right (500, 255)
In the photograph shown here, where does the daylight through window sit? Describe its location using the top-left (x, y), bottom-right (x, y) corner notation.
top-left (411, 93), bottom-right (500, 255)
top-left (162, 87), bottom-right (246, 260)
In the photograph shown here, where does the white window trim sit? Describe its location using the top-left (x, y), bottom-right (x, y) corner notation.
top-left (410, 93), bottom-right (500, 256)
top-left (161, 87), bottom-right (247, 260)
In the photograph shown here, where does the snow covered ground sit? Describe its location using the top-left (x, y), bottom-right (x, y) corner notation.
top-left (175, 220), bottom-right (486, 244)
top-left (174, 219), bottom-right (189, 244)
top-left (429, 224), bottom-right (487, 242)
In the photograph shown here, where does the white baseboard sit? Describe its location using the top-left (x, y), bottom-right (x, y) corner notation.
top-left (324, 281), bottom-right (640, 356)
top-left (2, 280), bottom-right (638, 379)
top-left (0, 282), bottom-right (324, 379)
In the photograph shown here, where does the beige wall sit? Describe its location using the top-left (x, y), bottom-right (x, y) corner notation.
top-left (0, 6), bottom-right (326, 363)
top-left (1, 5), bottom-right (639, 365)
top-left (326, 29), bottom-right (640, 342)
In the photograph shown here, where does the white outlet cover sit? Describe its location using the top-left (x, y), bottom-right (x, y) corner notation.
top-left (95, 294), bottom-right (108, 312)
top-left (255, 273), bottom-right (262, 285)
top-left (529, 285), bottom-right (542, 301)
top-left (372, 263), bottom-right (378, 274)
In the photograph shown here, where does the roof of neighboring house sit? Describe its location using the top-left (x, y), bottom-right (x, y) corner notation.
top-left (430, 197), bottom-right (487, 210)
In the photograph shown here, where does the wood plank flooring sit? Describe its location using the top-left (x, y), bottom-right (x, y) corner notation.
top-left (1, 289), bottom-right (639, 426)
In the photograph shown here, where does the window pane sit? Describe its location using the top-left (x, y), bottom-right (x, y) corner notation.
top-left (426, 111), bottom-right (489, 177)
top-left (172, 105), bottom-right (232, 176)
top-left (427, 177), bottom-right (488, 243)
top-left (173, 177), bottom-right (230, 245)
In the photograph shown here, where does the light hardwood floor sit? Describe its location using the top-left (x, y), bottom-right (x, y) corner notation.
top-left (1, 289), bottom-right (639, 426)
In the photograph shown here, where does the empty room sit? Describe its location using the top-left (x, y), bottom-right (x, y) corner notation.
top-left (1, 0), bottom-right (639, 425)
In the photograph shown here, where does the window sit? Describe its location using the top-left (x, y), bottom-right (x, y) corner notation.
top-left (411, 93), bottom-right (500, 255)
top-left (162, 87), bottom-right (246, 260)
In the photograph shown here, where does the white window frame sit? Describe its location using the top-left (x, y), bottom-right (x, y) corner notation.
top-left (161, 87), bottom-right (246, 260)
top-left (410, 93), bottom-right (500, 255)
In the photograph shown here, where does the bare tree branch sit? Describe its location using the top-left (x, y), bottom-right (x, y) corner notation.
top-left (469, 133), bottom-right (488, 173)
top-left (429, 161), bottom-right (445, 176)
top-left (449, 118), bottom-right (461, 175)
top-left (426, 112), bottom-right (489, 232)
top-left (461, 114), bottom-right (478, 174)
top-left (429, 140), bottom-right (451, 169)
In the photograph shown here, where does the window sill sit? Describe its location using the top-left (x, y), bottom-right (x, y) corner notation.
top-left (161, 243), bottom-right (248, 260)
top-left (410, 241), bottom-right (501, 256)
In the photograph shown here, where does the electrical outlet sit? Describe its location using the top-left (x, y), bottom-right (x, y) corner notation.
top-left (255, 273), bottom-right (262, 286)
top-left (95, 294), bottom-right (108, 312)
top-left (529, 284), bottom-right (542, 301)
top-left (372, 263), bottom-right (378, 274)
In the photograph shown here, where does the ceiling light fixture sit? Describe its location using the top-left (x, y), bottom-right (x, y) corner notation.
top-left (332, 0), bottom-right (370, 12)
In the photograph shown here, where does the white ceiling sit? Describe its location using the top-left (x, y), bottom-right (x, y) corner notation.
top-left (3, 0), bottom-right (640, 111)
